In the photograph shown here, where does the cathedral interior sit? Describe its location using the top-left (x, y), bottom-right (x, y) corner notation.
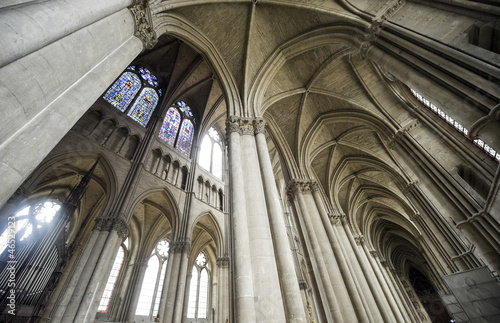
top-left (1, 0), bottom-right (500, 322)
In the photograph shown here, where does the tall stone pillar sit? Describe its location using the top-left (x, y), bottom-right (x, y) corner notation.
top-left (310, 185), bottom-right (372, 323)
top-left (253, 119), bottom-right (307, 323)
top-left (287, 180), bottom-right (343, 322)
top-left (216, 257), bottom-right (230, 323)
top-left (122, 260), bottom-right (149, 322)
top-left (225, 117), bottom-right (257, 322)
top-left (73, 218), bottom-right (128, 322)
top-left (0, 1), bottom-right (151, 207)
top-left (172, 241), bottom-right (191, 323)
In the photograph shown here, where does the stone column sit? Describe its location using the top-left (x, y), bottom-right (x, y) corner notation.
top-left (216, 257), bottom-right (230, 323)
top-left (0, 2), bottom-right (151, 208)
top-left (172, 242), bottom-right (190, 322)
top-left (225, 117), bottom-right (257, 323)
top-left (310, 186), bottom-right (372, 323)
top-left (73, 218), bottom-right (128, 323)
top-left (253, 119), bottom-right (307, 323)
top-left (287, 180), bottom-right (342, 322)
top-left (161, 242), bottom-right (184, 323)
top-left (237, 118), bottom-right (286, 322)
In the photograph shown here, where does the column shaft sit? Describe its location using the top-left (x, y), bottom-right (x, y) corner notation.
top-left (255, 130), bottom-right (306, 323)
top-left (227, 124), bottom-right (257, 322)
top-left (0, 9), bottom-right (142, 208)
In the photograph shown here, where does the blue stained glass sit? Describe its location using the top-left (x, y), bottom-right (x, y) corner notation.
top-left (158, 88), bottom-right (162, 97)
top-left (176, 119), bottom-right (194, 156)
top-left (159, 108), bottom-right (181, 146)
top-left (103, 72), bottom-right (141, 112)
top-left (177, 101), bottom-right (193, 118)
top-left (127, 66), bottom-right (136, 71)
top-left (127, 88), bottom-right (159, 126)
top-left (139, 67), bottom-right (159, 87)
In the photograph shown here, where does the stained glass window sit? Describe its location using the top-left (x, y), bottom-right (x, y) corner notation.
top-left (159, 108), bottom-right (181, 146)
top-left (103, 72), bottom-right (141, 112)
top-left (102, 65), bottom-right (162, 127)
top-left (158, 101), bottom-right (195, 157)
top-left (177, 119), bottom-right (194, 156)
top-left (138, 67), bottom-right (159, 87)
top-left (127, 88), bottom-right (159, 126)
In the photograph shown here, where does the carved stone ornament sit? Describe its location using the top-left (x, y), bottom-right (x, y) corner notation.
top-left (94, 216), bottom-right (115, 231)
top-left (129, 0), bottom-right (157, 50)
top-left (253, 118), bottom-right (266, 135)
top-left (286, 179), bottom-right (314, 198)
top-left (169, 240), bottom-right (191, 254)
top-left (216, 256), bottom-right (230, 267)
top-left (330, 213), bottom-right (346, 226)
top-left (113, 217), bottom-right (129, 239)
top-left (226, 117), bottom-right (255, 135)
top-left (354, 234), bottom-right (365, 245)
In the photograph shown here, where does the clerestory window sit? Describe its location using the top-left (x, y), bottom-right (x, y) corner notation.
top-left (198, 127), bottom-right (223, 179)
top-left (158, 101), bottom-right (195, 157)
top-left (103, 65), bottom-right (162, 127)
top-left (410, 89), bottom-right (499, 162)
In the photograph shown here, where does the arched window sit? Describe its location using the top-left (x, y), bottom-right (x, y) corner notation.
top-left (158, 101), bottom-right (195, 157)
top-left (187, 252), bottom-right (209, 319)
top-left (97, 238), bottom-right (128, 313)
top-left (198, 127), bottom-right (223, 179)
top-left (103, 65), bottom-right (162, 127)
top-left (410, 89), bottom-right (499, 162)
top-left (135, 240), bottom-right (169, 319)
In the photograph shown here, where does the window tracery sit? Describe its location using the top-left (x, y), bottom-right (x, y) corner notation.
top-left (135, 239), bottom-right (169, 318)
top-left (103, 65), bottom-right (161, 127)
top-left (158, 101), bottom-right (195, 157)
top-left (97, 241), bottom-right (126, 313)
top-left (187, 252), bottom-right (209, 319)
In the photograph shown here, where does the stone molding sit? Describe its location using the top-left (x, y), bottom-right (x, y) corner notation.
top-left (330, 213), bottom-right (346, 226)
top-left (129, 0), bottom-right (157, 50)
top-left (169, 240), bottom-right (191, 254)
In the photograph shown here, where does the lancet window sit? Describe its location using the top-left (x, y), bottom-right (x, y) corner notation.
top-left (103, 65), bottom-right (162, 127)
top-left (187, 252), bottom-right (209, 319)
top-left (97, 238), bottom-right (128, 313)
top-left (198, 127), bottom-right (223, 179)
top-left (135, 239), bottom-right (169, 319)
top-left (158, 101), bottom-right (195, 157)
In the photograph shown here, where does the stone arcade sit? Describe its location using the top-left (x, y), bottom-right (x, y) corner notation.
top-left (1, 0), bottom-right (500, 322)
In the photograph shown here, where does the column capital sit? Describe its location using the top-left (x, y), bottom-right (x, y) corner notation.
top-left (94, 215), bottom-right (129, 238)
top-left (330, 213), bottom-right (346, 226)
top-left (216, 256), bottom-right (230, 267)
top-left (353, 234), bottom-right (365, 245)
top-left (286, 179), bottom-right (317, 198)
top-left (129, 0), bottom-right (157, 49)
top-left (402, 180), bottom-right (419, 195)
top-left (369, 250), bottom-right (380, 258)
top-left (169, 240), bottom-right (191, 254)
top-left (226, 116), bottom-right (254, 135)
top-left (253, 118), bottom-right (266, 135)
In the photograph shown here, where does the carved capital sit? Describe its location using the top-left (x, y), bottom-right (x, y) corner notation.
top-left (112, 217), bottom-right (129, 239)
top-left (253, 118), bottom-right (266, 135)
top-left (129, 1), bottom-right (157, 49)
top-left (216, 256), bottom-right (230, 267)
top-left (94, 216), bottom-right (115, 231)
top-left (286, 179), bottom-right (314, 198)
top-left (369, 250), bottom-right (380, 258)
top-left (388, 130), bottom-right (406, 150)
top-left (358, 41), bottom-right (373, 59)
top-left (330, 213), bottom-right (346, 226)
top-left (354, 234), bottom-right (365, 245)
top-left (402, 180), bottom-right (419, 195)
top-left (226, 117), bottom-right (255, 135)
top-left (169, 240), bottom-right (191, 254)
top-left (298, 280), bottom-right (308, 290)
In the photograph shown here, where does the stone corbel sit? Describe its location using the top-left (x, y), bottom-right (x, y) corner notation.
top-left (129, 0), bottom-right (157, 50)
